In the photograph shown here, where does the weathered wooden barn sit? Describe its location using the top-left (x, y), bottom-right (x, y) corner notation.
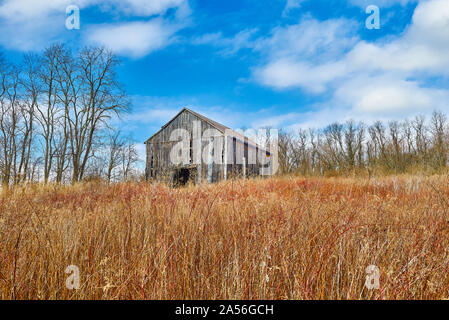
top-left (145, 108), bottom-right (275, 185)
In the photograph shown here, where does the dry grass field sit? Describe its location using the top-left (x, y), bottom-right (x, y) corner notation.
top-left (1, 175), bottom-right (449, 300)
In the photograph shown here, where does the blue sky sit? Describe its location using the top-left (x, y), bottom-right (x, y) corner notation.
top-left (1, 0), bottom-right (448, 160)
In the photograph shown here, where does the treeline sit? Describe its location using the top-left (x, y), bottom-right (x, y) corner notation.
top-left (278, 111), bottom-right (449, 177)
top-left (0, 44), bottom-right (139, 188)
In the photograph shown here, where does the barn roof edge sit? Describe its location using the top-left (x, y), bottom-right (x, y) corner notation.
top-left (143, 108), bottom-right (268, 153)
top-left (144, 107), bottom-right (229, 144)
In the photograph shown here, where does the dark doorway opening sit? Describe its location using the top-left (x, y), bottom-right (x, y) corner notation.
top-left (173, 167), bottom-right (195, 187)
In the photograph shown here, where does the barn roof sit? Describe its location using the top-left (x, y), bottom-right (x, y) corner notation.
top-left (144, 107), bottom-right (263, 150)
top-left (144, 108), bottom-right (225, 143)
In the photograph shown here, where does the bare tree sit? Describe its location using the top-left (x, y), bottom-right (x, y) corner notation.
top-left (120, 138), bottom-right (139, 181)
top-left (430, 111), bottom-right (447, 169)
top-left (388, 120), bottom-right (403, 173)
top-left (35, 45), bottom-right (62, 183)
top-left (413, 115), bottom-right (429, 166)
top-left (18, 53), bottom-right (41, 183)
top-left (68, 47), bottom-right (129, 183)
top-left (0, 62), bottom-right (22, 188)
top-left (53, 44), bottom-right (76, 183)
top-left (278, 131), bottom-right (295, 174)
top-left (105, 130), bottom-right (125, 182)
top-left (0, 46), bottom-right (135, 185)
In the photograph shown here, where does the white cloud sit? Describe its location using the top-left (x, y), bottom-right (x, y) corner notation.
top-left (282, 0), bottom-right (304, 16)
top-left (344, 0), bottom-right (449, 76)
top-left (254, 18), bottom-right (358, 61)
top-left (0, 0), bottom-right (190, 54)
top-left (280, 0), bottom-right (419, 11)
top-left (193, 29), bottom-right (258, 56)
top-left (103, 0), bottom-right (187, 17)
top-left (0, 0), bottom-right (187, 19)
top-left (184, 0), bottom-right (448, 128)
top-left (252, 0), bottom-right (449, 120)
top-left (335, 75), bottom-right (449, 115)
top-left (125, 106), bottom-right (180, 124)
top-left (87, 19), bottom-right (181, 58)
top-left (122, 95), bottom-right (264, 134)
top-left (197, 18), bottom-right (358, 91)
top-left (134, 143), bottom-right (146, 165)
top-left (251, 112), bottom-right (301, 128)
top-left (254, 59), bottom-right (347, 93)
top-left (252, 18), bottom-right (357, 92)
top-left (0, 0), bottom-right (74, 50)
top-left (0, 0), bottom-right (74, 20)
top-left (349, 0), bottom-right (419, 8)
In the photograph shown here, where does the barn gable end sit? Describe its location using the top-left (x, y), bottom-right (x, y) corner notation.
top-left (145, 108), bottom-right (270, 185)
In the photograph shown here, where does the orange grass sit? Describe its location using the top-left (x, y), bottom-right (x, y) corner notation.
top-left (1, 175), bottom-right (449, 300)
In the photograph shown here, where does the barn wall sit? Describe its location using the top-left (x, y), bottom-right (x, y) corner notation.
top-left (146, 110), bottom-right (225, 183)
top-left (145, 109), bottom-right (271, 184)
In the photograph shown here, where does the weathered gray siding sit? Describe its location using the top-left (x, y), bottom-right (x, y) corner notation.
top-left (145, 109), bottom-right (269, 184)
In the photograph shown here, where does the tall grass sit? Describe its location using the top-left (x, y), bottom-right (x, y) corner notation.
top-left (1, 175), bottom-right (449, 299)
